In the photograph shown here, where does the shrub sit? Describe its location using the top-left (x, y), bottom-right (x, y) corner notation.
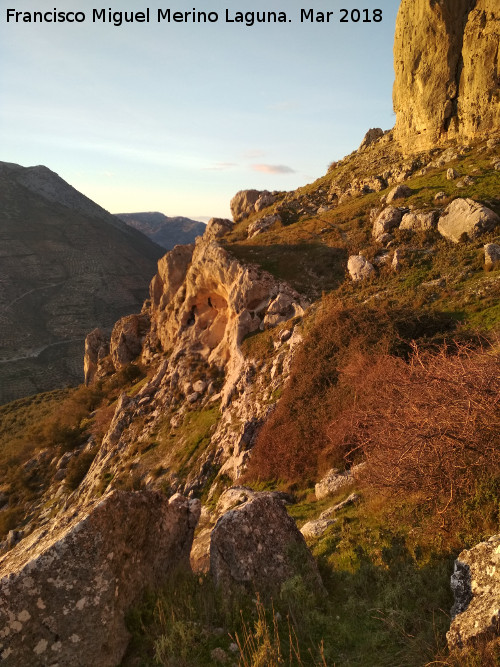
top-left (328, 343), bottom-right (500, 507)
top-left (246, 300), bottom-right (457, 484)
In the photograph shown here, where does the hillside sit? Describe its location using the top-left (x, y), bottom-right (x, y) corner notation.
top-left (116, 212), bottom-right (206, 250)
top-left (0, 2), bottom-right (498, 666)
top-left (0, 162), bottom-right (163, 404)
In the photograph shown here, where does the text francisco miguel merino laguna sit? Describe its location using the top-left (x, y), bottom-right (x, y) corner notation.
top-left (5, 7), bottom-right (364, 26)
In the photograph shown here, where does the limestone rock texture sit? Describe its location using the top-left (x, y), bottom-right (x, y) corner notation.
top-left (393, 0), bottom-right (500, 154)
top-left (210, 494), bottom-right (324, 598)
top-left (0, 490), bottom-right (200, 666)
top-left (447, 534), bottom-right (500, 648)
top-left (438, 198), bottom-right (500, 242)
top-left (78, 223), bottom-right (308, 503)
top-left (230, 190), bottom-right (262, 222)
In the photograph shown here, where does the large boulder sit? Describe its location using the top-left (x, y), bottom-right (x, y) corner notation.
top-left (210, 494), bottom-right (324, 598)
top-left (437, 198), bottom-right (500, 243)
top-left (230, 190), bottom-right (262, 222)
top-left (0, 491), bottom-right (200, 667)
top-left (447, 534), bottom-right (500, 649)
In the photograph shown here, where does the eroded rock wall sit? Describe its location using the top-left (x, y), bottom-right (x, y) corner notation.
top-left (393, 0), bottom-right (499, 153)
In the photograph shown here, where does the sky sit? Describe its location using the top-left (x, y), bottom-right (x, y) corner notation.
top-left (0, 1), bottom-right (400, 220)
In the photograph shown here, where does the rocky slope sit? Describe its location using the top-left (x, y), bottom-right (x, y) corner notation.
top-left (393, 0), bottom-right (500, 153)
top-left (0, 4), bottom-right (499, 663)
top-left (116, 211), bottom-right (206, 250)
top-left (0, 162), bottom-right (163, 404)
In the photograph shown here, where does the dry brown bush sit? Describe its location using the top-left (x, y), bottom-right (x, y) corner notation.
top-left (246, 300), bottom-right (457, 484)
top-left (328, 343), bottom-right (500, 506)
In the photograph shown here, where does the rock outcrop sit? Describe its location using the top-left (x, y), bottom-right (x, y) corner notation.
top-left (79, 222), bottom-right (308, 503)
top-left (393, 0), bottom-right (500, 153)
top-left (0, 490), bottom-right (200, 666)
top-left (447, 534), bottom-right (500, 649)
top-left (210, 494), bottom-right (324, 598)
top-left (230, 190), bottom-right (262, 222)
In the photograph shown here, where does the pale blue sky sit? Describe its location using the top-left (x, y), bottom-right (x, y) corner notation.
top-left (1, 1), bottom-right (400, 219)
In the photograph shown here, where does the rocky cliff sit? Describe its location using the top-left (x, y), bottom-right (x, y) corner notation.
top-left (393, 0), bottom-right (500, 153)
top-left (80, 218), bottom-right (307, 502)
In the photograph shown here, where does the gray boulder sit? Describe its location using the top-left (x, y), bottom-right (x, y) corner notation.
top-left (438, 199), bottom-right (500, 243)
top-left (210, 494), bottom-right (324, 598)
top-left (0, 491), bottom-right (200, 667)
top-left (447, 534), bottom-right (500, 649)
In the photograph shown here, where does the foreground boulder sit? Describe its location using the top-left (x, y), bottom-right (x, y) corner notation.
top-left (447, 534), bottom-right (500, 649)
top-left (0, 491), bottom-right (200, 667)
top-left (210, 494), bottom-right (324, 598)
top-left (438, 198), bottom-right (500, 243)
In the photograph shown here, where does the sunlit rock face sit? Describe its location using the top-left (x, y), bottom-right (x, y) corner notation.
top-left (393, 0), bottom-right (500, 153)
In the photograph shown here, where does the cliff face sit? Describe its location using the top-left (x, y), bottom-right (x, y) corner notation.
top-left (393, 0), bottom-right (499, 153)
top-left (81, 219), bottom-right (308, 500)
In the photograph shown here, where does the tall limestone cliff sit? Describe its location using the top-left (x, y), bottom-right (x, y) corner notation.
top-left (393, 0), bottom-right (499, 153)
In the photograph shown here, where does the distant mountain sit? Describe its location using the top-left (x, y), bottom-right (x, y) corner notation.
top-left (116, 212), bottom-right (206, 250)
top-left (0, 161), bottom-right (164, 404)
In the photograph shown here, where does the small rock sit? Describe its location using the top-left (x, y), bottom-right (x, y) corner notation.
top-left (434, 191), bottom-right (447, 202)
top-left (372, 206), bottom-right (403, 239)
top-left (386, 184), bottom-right (412, 203)
top-left (210, 646), bottom-right (228, 663)
top-left (392, 248), bottom-right (403, 272)
top-left (187, 392), bottom-right (200, 404)
top-left (315, 469), bottom-right (353, 500)
top-left (319, 493), bottom-right (360, 520)
top-left (210, 495), bottom-right (324, 598)
top-left (192, 380), bottom-right (207, 393)
top-left (301, 517), bottom-right (337, 539)
top-left (484, 243), bottom-right (500, 270)
top-left (347, 255), bottom-right (375, 281)
top-left (447, 534), bottom-right (500, 649)
top-left (446, 168), bottom-right (459, 180)
top-left (455, 175), bottom-right (475, 188)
